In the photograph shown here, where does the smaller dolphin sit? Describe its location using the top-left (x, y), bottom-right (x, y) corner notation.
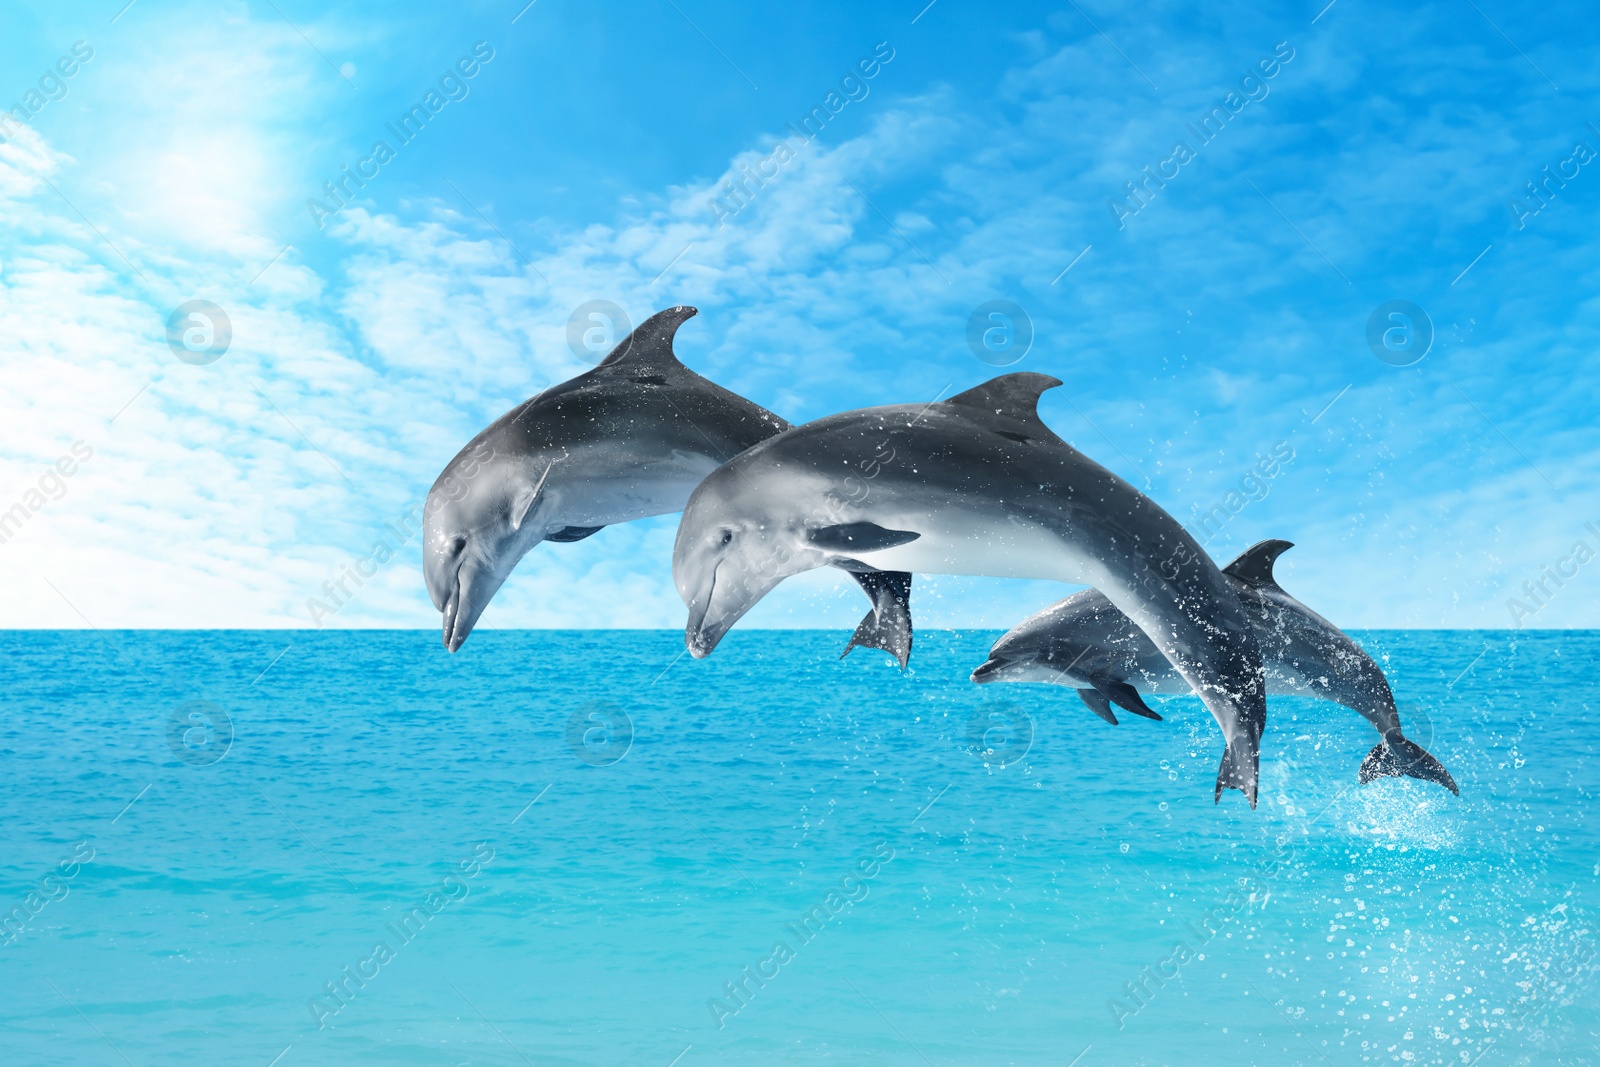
top-left (972, 540), bottom-right (1457, 794)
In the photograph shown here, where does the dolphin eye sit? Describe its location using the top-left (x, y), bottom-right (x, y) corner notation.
top-left (720, 529), bottom-right (734, 545)
top-left (447, 536), bottom-right (467, 557)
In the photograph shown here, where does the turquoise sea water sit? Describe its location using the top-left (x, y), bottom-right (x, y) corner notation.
top-left (1, 629), bottom-right (1595, 1065)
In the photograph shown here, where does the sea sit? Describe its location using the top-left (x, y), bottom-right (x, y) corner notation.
top-left (0, 629), bottom-right (1595, 1066)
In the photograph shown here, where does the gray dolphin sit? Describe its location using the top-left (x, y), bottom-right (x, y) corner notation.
top-left (972, 539), bottom-right (1458, 794)
top-left (422, 305), bottom-right (910, 654)
top-left (672, 372), bottom-right (1272, 806)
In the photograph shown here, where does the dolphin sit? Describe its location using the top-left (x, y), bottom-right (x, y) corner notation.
top-left (672, 372), bottom-right (1272, 806)
top-left (422, 305), bottom-right (910, 655)
top-left (972, 539), bottom-right (1458, 794)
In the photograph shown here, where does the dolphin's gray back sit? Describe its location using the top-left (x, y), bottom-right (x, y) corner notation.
top-left (435, 306), bottom-right (787, 523)
top-left (468, 351), bottom-right (785, 469)
top-left (734, 383), bottom-right (1215, 591)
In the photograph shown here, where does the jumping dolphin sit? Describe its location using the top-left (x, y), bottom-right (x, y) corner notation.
top-left (972, 539), bottom-right (1458, 794)
top-left (423, 305), bottom-right (910, 655)
top-left (672, 372), bottom-right (1271, 806)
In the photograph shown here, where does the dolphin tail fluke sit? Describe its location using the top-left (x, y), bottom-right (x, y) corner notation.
top-left (1214, 738), bottom-right (1259, 808)
top-left (840, 570), bottom-right (913, 670)
top-left (1077, 688), bottom-right (1118, 725)
top-left (1358, 739), bottom-right (1459, 796)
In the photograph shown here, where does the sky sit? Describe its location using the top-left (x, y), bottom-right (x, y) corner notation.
top-left (0, 0), bottom-right (1596, 634)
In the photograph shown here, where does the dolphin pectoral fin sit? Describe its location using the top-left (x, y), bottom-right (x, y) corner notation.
top-left (546, 525), bottom-right (605, 542)
top-left (510, 485), bottom-right (539, 530)
top-left (807, 522), bottom-right (920, 554)
top-left (1222, 539), bottom-right (1294, 593)
top-left (1077, 688), bottom-right (1118, 725)
top-left (1103, 680), bottom-right (1162, 721)
top-left (509, 459), bottom-right (560, 532)
top-left (840, 570), bottom-right (913, 669)
top-left (1214, 738), bottom-right (1260, 808)
top-left (1358, 739), bottom-right (1460, 796)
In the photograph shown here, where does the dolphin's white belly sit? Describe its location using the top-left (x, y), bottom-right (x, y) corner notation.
top-left (1035, 662), bottom-right (1348, 702)
top-left (857, 513), bottom-right (1099, 584)
top-left (542, 448), bottom-right (721, 529)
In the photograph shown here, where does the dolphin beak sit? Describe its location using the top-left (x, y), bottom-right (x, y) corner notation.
top-left (442, 561), bottom-right (508, 653)
top-left (442, 585), bottom-right (463, 652)
top-left (686, 615), bottom-right (731, 659)
top-left (683, 561), bottom-right (773, 659)
top-left (683, 563), bottom-right (725, 658)
top-left (969, 656), bottom-right (1007, 683)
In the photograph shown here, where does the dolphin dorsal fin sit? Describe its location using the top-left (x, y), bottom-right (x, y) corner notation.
top-left (1222, 539), bottom-right (1294, 592)
top-left (945, 372), bottom-right (1064, 423)
top-left (599, 306), bottom-right (697, 368)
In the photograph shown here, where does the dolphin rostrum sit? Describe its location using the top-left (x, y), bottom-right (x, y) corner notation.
top-left (972, 539), bottom-right (1458, 794)
top-left (422, 305), bottom-right (909, 654)
top-left (672, 372), bottom-right (1271, 806)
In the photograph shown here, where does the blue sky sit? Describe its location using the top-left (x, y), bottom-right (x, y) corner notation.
top-left (0, 0), bottom-right (1596, 632)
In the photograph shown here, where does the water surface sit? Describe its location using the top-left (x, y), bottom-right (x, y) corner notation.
top-left (1, 629), bottom-right (1594, 1065)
